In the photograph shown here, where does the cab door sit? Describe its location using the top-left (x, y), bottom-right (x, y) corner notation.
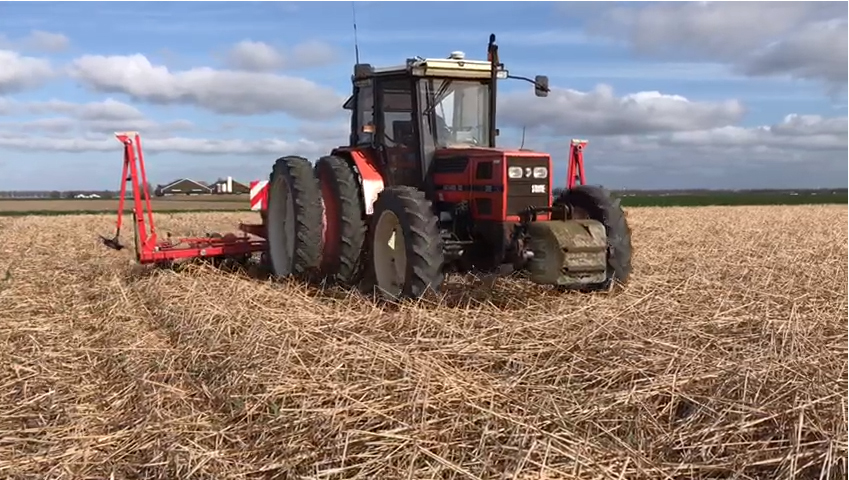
top-left (373, 75), bottom-right (424, 188)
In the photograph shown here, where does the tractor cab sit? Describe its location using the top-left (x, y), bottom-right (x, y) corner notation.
top-left (342, 35), bottom-right (549, 188)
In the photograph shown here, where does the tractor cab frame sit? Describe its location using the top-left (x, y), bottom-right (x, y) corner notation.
top-left (341, 34), bottom-right (549, 190)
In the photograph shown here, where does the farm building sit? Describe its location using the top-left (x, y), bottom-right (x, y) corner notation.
top-left (211, 177), bottom-right (250, 194)
top-left (155, 179), bottom-right (212, 196)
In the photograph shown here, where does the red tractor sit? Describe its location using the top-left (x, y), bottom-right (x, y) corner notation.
top-left (261, 34), bottom-right (632, 299)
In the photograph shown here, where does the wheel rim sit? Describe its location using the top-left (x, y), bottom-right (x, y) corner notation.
top-left (267, 175), bottom-right (297, 277)
top-left (373, 210), bottom-right (406, 296)
top-left (318, 170), bottom-right (340, 267)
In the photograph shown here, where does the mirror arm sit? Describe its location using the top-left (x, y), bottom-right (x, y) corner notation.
top-left (505, 74), bottom-right (551, 93)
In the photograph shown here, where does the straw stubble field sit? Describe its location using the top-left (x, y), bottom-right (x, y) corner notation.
top-left (0, 205), bottom-right (845, 479)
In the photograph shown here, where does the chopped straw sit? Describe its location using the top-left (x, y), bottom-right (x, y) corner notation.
top-left (0, 205), bottom-right (845, 479)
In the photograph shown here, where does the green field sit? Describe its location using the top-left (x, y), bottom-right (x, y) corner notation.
top-left (0, 190), bottom-right (843, 216)
top-left (615, 191), bottom-right (847, 207)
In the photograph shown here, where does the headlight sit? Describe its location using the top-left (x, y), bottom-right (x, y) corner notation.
top-left (508, 166), bottom-right (523, 179)
top-left (533, 166), bottom-right (548, 178)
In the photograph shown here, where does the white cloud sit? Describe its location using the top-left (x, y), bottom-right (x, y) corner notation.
top-left (68, 54), bottom-right (346, 119)
top-left (656, 114), bottom-right (848, 152)
top-left (0, 132), bottom-right (331, 158)
top-left (222, 39), bottom-right (339, 72)
top-left (0, 98), bottom-right (194, 137)
top-left (587, 2), bottom-right (847, 87)
top-left (551, 113), bottom-right (848, 167)
top-left (499, 84), bottom-right (745, 135)
top-left (22, 30), bottom-right (70, 53)
top-left (26, 98), bottom-right (145, 120)
top-left (0, 30), bottom-right (70, 53)
top-left (224, 40), bottom-right (285, 72)
top-left (0, 98), bottom-right (332, 156)
top-left (537, 113), bottom-right (847, 189)
top-left (0, 50), bottom-right (54, 94)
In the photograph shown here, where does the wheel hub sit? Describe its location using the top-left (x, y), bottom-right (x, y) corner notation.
top-left (373, 210), bottom-right (407, 296)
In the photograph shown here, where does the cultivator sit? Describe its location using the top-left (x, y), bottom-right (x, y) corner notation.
top-left (100, 132), bottom-right (267, 265)
top-left (101, 33), bottom-right (632, 298)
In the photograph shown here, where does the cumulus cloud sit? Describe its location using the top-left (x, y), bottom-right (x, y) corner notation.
top-left (0, 98), bottom-right (335, 157)
top-left (21, 30), bottom-right (70, 53)
top-left (656, 114), bottom-right (848, 152)
top-left (537, 113), bottom-right (847, 189)
top-left (0, 133), bottom-right (332, 159)
top-left (223, 39), bottom-right (338, 72)
top-left (0, 50), bottom-right (54, 94)
top-left (587, 2), bottom-right (848, 87)
top-left (0, 98), bottom-right (194, 137)
top-left (68, 54), bottom-right (346, 119)
top-left (499, 84), bottom-right (745, 135)
top-left (26, 98), bottom-right (146, 121)
top-left (225, 40), bottom-right (285, 71)
top-left (550, 113), bottom-right (848, 167)
top-left (0, 30), bottom-right (70, 53)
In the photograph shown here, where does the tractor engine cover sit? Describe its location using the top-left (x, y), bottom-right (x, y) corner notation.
top-left (525, 219), bottom-right (608, 287)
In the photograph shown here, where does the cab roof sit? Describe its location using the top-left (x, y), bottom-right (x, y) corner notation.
top-left (369, 56), bottom-right (508, 80)
top-left (342, 53), bottom-right (508, 110)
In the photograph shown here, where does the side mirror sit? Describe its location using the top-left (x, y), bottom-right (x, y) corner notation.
top-left (534, 75), bottom-right (549, 97)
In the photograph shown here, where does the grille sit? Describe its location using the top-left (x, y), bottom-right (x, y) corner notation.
top-left (506, 156), bottom-right (550, 215)
top-left (432, 156), bottom-right (469, 174)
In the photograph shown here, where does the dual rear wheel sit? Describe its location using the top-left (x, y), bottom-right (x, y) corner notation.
top-left (265, 155), bottom-right (444, 299)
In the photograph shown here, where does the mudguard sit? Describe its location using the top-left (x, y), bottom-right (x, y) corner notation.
top-left (525, 219), bottom-right (608, 287)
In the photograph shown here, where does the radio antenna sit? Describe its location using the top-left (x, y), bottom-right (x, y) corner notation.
top-left (520, 125), bottom-right (527, 150)
top-left (351, 1), bottom-right (361, 64)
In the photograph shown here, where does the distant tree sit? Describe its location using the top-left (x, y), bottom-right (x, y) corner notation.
top-left (49, 190), bottom-right (61, 199)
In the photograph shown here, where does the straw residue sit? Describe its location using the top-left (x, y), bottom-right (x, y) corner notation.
top-left (0, 206), bottom-right (845, 479)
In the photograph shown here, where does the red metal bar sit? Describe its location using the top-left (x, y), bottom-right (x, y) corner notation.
top-left (134, 134), bottom-right (157, 239)
top-left (138, 237), bottom-right (267, 263)
top-left (567, 139), bottom-right (587, 189)
top-left (114, 142), bottom-right (130, 235)
top-left (105, 131), bottom-right (267, 265)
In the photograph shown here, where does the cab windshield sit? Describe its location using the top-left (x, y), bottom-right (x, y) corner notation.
top-left (422, 79), bottom-right (491, 148)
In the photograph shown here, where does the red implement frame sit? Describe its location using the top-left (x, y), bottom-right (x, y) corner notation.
top-left (101, 132), bottom-right (267, 264)
top-left (567, 139), bottom-right (587, 190)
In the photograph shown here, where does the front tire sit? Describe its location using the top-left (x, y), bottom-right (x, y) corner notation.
top-left (370, 186), bottom-right (444, 300)
top-left (554, 185), bottom-right (632, 289)
top-left (266, 155), bottom-right (323, 281)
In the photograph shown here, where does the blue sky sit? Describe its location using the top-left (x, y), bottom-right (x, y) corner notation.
top-left (0, 1), bottom-right (846, 191)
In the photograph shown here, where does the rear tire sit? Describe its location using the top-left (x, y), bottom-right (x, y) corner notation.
top-left (554, 185), bottom-right (632, 289)
top-left (266, 155), bottom-right (323, 281)
top-left (314, 155), bottom-right (367, 285)
top-left (369, 186), bottom-right (444, 300)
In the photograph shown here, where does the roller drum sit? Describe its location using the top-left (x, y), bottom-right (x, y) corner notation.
top-left (525, 219), bottom-right (608, 287)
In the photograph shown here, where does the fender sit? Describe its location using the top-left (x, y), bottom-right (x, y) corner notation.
top-left (248, 148), bottom-right (385, 216)
top-left (331, 147), bottom-right (384, 216)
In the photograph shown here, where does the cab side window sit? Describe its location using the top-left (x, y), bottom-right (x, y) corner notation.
top-left (378, 79), bottom-right (414, 148)
top-left (355, 80), bottom-right (374, 145)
